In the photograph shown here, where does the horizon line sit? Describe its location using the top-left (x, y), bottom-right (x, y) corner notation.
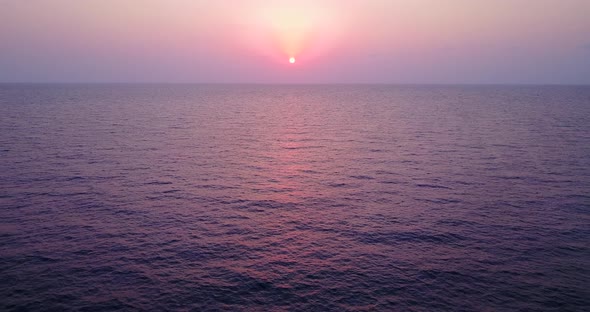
top-left (1, 82), bottom-right (589, 86)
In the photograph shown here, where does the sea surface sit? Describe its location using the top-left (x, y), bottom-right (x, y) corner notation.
top-left (1, 84), bottom-right (589, 311)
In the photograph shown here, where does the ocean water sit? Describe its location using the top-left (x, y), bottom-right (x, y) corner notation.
top-left (0, 84), bottom-right (589, 311)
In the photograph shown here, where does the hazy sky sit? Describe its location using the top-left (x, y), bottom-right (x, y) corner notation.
top-left (1, 0), bottom-right (589, 84)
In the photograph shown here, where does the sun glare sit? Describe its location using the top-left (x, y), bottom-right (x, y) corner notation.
top-left (240, 2), bottom-right (342, 65)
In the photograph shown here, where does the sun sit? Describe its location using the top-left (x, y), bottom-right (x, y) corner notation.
top-left (289, 57), bottom-right (296, 64)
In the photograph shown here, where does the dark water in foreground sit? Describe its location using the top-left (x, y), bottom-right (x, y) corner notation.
top-left (1, 84), bottom-right (589, 311)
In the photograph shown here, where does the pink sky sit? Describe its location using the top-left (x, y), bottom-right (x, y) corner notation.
top-left (1, 0), bottom-right (589, 83)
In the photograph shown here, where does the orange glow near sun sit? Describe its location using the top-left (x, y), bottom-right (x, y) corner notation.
top-left (239, 1), bottom-right (341, 63)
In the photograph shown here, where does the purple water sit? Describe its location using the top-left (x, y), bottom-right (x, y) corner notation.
top-left (1, 84), bottom-right (589, 311)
